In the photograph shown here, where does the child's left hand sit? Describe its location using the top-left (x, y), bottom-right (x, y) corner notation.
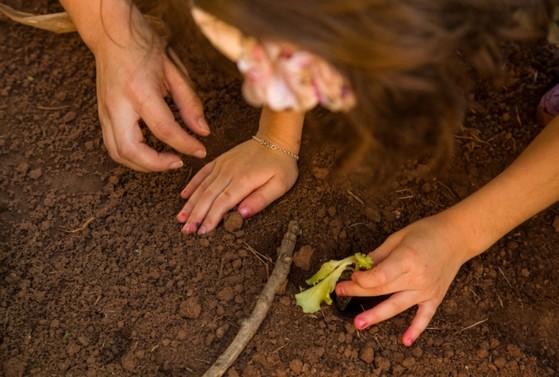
top-left (176, 139), bottom-right (299, 234)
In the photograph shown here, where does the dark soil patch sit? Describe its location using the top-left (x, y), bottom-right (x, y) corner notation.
top-left (1, 2), bottom-right (559, 376)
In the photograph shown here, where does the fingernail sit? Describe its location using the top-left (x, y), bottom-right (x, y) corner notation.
top-left (336, 286), bottom-right (345, 296)
top-left (238, 207), bottom-right (251, 219)
top-left (169, 160), bottom-right (183, 170)
top-left (198, 117), bottom-right (210, 134)
top-left (182, 223), bottom-right (197, 234)
top-left (356, 316), bottom-right (368, 330)
top-left (198, 226), bottom-right (208, 235)
top-left (194, 149), bottom-right (206, 159)
top-left (177, 212), bottom-right (186, 222)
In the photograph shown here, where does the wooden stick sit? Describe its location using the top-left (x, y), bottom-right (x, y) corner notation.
top-left (202, 220), bottom-right (301, 377)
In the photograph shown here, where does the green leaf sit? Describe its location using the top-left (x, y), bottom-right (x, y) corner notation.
top-left (295, 253), bottom-right (373, 314)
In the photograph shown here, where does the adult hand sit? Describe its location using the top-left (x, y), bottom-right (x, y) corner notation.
top-left (336, 213), bottom-right (471, 346)
top-left (176, 139), bottom-right (299, 234)
top-left (92, 15), bottom-right (209, 172)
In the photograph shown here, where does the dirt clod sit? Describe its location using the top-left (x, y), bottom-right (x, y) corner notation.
top-left (359, 342), bottom-right (375, 364)
top-left (293, 245), bottom-right (315, 271)
top-left (224, 211), bottom-right (244, 232)
top-left (2, 7), bottom-right (558, 377)
top-left (179, 297), bottom-right (202, 319)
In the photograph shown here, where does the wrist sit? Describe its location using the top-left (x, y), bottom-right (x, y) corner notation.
top-left (60, 0), bottom-right (150, 54)
top-left (437, 200), bottom-right (508, 264)
top-left (257, 106), bottom-right (305, 156)
top-left (251, 135), bottom-right (299, 160)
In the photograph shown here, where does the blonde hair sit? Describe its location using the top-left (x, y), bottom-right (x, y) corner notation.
top-left (165, 0), bottom-right (553, 182)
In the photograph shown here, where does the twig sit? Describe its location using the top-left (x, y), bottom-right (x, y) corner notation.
top-left (453, 135), bottom-right (489, 145)
top-left (346, 189), bottom-right (365, 205)
top-left (202, 221), bottom-right (301, 377)
top-left (243, 241), bottom-right (272, 278)
top-left (37, 105), bottom-right (70, 110)
top-left (455, 318), bottom-right (488, 334)
top-left (271, 340), bottom-right (291, 354)
top-left (59, 217), bottom-right (95, 233)
top-left (498, 267), bottom-right (513, 288)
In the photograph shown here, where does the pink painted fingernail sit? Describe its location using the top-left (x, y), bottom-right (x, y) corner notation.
top-left (337, 286), bottom-right (345, 296)
top-left (182, 223), bottom-right (197, 234)
top-left (356, 316), bottom-right (367, 330)
top-left (238, 207), bottom-right (251, 219)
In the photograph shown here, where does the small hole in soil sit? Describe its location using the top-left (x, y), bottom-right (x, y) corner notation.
top-left (332, 291), bottom-right (391, 318)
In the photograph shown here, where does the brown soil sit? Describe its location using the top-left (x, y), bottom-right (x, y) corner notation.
top-left (2, 2), bottom-right (559, 377)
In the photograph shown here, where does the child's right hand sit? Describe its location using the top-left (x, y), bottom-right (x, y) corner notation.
top-left (336, 212), bottom-right (473, 346)
top-left (176, 139), bottom-right (299, 234)
top-left (61, 0), bottom-right (209, 172)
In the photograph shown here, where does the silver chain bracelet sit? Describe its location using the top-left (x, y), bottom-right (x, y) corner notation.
top-left (251, 135), bottom-right (299, 160)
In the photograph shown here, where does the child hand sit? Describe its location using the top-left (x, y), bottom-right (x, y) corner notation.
top-left (92, 15), bottom-right (209, 172)
top-left (176, 139), bottom-right (299, 234)
top-left (336, 213), bottom-right (471, 346)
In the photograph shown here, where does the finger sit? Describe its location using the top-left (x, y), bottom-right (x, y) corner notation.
top-left (109, 101), bottom-right (186, 172)
top-left (181, 173), bottom-right (230, 234)
top-left (177, 163), bottom-right (215, 223)
top-left (197, 178), bottom-right (259, 234)
top-left (353, 291), bottom-right (416, 331)
top-left (165, 52), bottom-right (210, 136)
top-left (138, 93), bottom-right (207, 159)
top-left (99, 105), bottom-right (153, 171)
top-left (180, 162), bottom-right (215, 199)
top-left (337, 255), bottom-right (409, 296)
top-left (236, 177), bottom-right (287, 219)
top-left (401, 302), bottom-right (437, 346)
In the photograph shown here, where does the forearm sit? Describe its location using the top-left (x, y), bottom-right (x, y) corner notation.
top-left (444, 117), bottom-right (559, 262)
top-left (58, 0), bottom-right (146, 53)
top-left (256, 106), bottom-right (305, 156)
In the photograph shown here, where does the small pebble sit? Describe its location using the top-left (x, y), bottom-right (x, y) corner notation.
top-left (401, 357), bottom-right (416, 368)
top-left (293, 245), bottom-right (314, 271)
top-left (66, 341), bottom-right (81, 356)
top-left (289, 359), bottom-right (303, 374)
top-left (28, 168), bottom-right (42, 180)
top-left (179, 297), bottom-right (201, 319)
top-left (312, 167), bottom-right (329, 180)
top-left (375, 356), bottom-right (391, 370)
top-left (16, 162), bottom-right (29, 174)
top-left (494, 357), bottom-right (507, 369)
top-left (121, 354), bottom-right (135, 372)
top-left (359, 342), bottom-right (375, 364)
top-left (77, 336), bottom-right (90, 347)
top-left (63, 111), bottom-right (77, 123)
top-left (217, 287), bottom-right (235, 302)
top-left (223, 212), bottom-right (243, 232)
top-left (84, 141), bottom-right (94, 150)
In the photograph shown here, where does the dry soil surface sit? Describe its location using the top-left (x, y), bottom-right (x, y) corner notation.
top-left (2, 2), bottom-right (559, 377)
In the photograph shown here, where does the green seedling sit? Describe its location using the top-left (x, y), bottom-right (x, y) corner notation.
top-left (295, 253), bottom-right (373, 313)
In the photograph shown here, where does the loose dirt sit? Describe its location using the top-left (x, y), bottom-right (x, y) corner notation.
top-left (1, 1), bottom-right (559, 376)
